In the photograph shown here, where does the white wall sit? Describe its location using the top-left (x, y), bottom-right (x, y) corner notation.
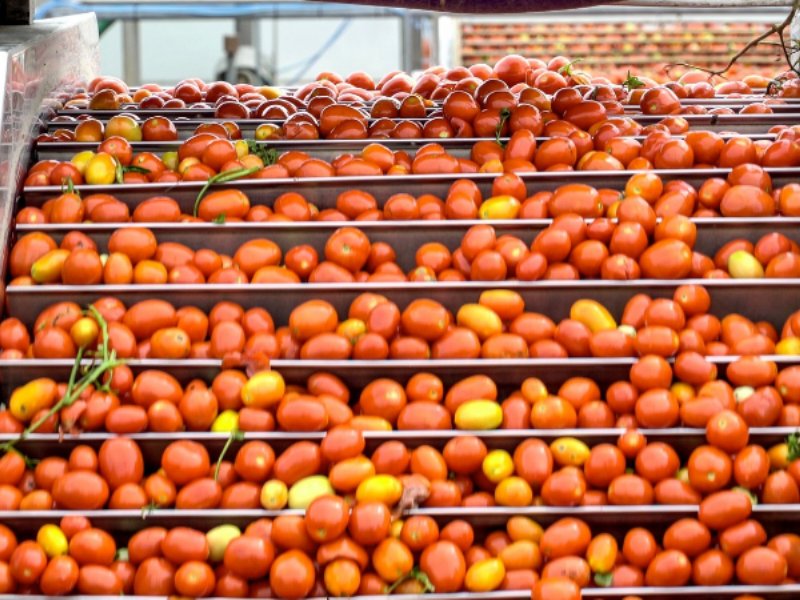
top-left (99, 17), bottom-right (402, 86)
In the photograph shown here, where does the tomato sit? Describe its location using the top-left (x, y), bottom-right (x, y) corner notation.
top-left (692, 548), bottom-right (734, 586)
top-left (635, 442), bottom-right (680, 484)
top-left (77, 565), bottom-right (123, 594)
top-left (174, 560), bottom-right (215, 597)
top-left (9, 540), bottom-right (47, 584)
top-left (532, 577), bottom-right (581, 600)
top-left (540, 518), bottom-right (590, 560)
top-left (40, 555), bottom-right (79, 595)
top-left (97, 437), bottom-right (144, 490)
top-left (622, 527), bottom-right (658, 569)
top-left (418, 540), bottom-right (466, 592)
top-left (646, 549), bottom-right (692, 586)
top-left (270, 550), bottom-right (315, 599)
top-left (736, 547), bottom-right (787, 585)
top-left (699, 490), bottom-right (753, 530)
top-left (69, 528), bottom-right (116, 566)
top-left (324, 558), bottom-right (361, 597)
top-left (52, 470), bottom-right (108, 510)
top-left (304, 495), bottom-right (349, 543)
top-left (663, 518), bottom-right (711, 559)
top-left (223, 535), bottom-right (275, 580)
top-left (274, 441), bottom-right (322, 486)
top-left (342, 501), bottom-right (389, 547)
top-left (162, 440), bottom-right (210, 485)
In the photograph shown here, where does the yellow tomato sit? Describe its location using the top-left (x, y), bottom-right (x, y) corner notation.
top-left (70, 150), bottom-right (95, 175)
top-left (482, 449), bottom-right (514, 483)
top-left (161, 151), bottom-right (179, 172)
top-left (479, 195), bottom-right (521, 219)
top-left (10, 378), bottom-right (59, 422)
top-left (550, 437), bottom-right (591, 467)
top-left (349, 415), bottom-right (392, 431)
top-left (465, 558), bottom-right (506, 592)
top-left (336, 319), bottom-right (367, 345)
top-left (390, 519), bottom-right (404, 538)
top-left (769, 443), bottom-right (789, 470)
top-left (31, 249), bottom-right (70, 283)
top-left (728, 250), bottom-right (764, 278)
top-left (211, 410), bottom-right (239, 433)
top-left (241, 370), bottom-right (285, 408)
top-left (776, 337), bottom-right (800, 355)
top-left (570, 299), bottom-right (617, 333)
top-left (670, 382), bottom-right (695, 405)
top-left (355, 474), bottom-right (403, 505)
top-left (455, 400), bottom-right (503, 430)
top-left (587, 533), bottom-right (618, 574)
top-left (234, 139), bottom-right (249, 159)
top-left (494, 476), bottom-right (533, 507)
top-left (288, 475), bottom-right (334, 509)
top-left (84, 152), bottom-right (117, 185)
top-left (37, 524), bottom-right (68, 557)
top-left (255, 123), bottom-right (282, 140)
top-left (206, 525), bottom-right (241, 562)
top-left (456, 304), bottom-right (503, 340)
top-left (70, 317), bottom-right (99, 348)
top-left (260, 479), bottom-right (288, 510)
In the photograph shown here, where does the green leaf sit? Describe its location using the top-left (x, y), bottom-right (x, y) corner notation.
top-left (246, 140), bottom-right (279, 166)
top-left (114, 158), bottom-right (124, 184)
top-left (623, 70), bottom-right (646, 91)
top-left (124, 165), bottom-right (151, 175)
top-left (788, 431), bottom-right (800, 461)
top-left (213, 213), bottom-right (227, 224)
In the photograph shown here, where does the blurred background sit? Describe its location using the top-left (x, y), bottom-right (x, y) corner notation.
top-left (33, 0), bottom-right (791, 86)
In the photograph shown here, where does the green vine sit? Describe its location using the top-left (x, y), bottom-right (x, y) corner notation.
top-left (192, 166), bottom-right (260, 218)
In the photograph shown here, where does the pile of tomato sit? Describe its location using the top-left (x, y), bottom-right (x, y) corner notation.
top-left (6, 53), bottom-right (800, 600)
top-left (4, 282), bottom-right (800, 361)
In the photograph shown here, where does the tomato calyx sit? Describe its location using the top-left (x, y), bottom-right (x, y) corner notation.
top-left (594, 572), bottom-right (613, 587)
top-left (622, 70), bottom-right (645, 92)
top-left (387, 567), bottom-right (435, 594)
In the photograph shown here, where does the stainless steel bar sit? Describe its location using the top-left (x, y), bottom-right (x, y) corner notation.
top-left (8, 280), bottom-right (800, 332)
top-left (0, 505), bottom-right (796, 534)
top-left (19, 167), bottom-right (800, 208)
top-left (1, 590), bottom-right (800, 600)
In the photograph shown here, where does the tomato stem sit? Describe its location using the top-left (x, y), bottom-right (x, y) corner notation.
top-left (192, 166), bottom-right (260, 218)
top-left (214, 429), bottom-right (244, 482)
top-left (88, 305), bottom-right (112, 362)
top-left (495, 108), bottom-right (511, 148)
